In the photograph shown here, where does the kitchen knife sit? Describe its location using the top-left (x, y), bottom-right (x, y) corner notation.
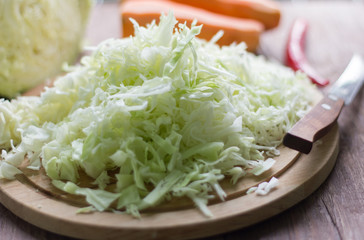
top-left (283, 54), bottom-right (364, 154)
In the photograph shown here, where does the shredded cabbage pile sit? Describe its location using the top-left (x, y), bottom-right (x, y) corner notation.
top-left (0, 13), bottom-right (314, 217)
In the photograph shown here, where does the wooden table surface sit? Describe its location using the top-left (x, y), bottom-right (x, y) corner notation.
top-left (1, 1), bottom-right (364, 239)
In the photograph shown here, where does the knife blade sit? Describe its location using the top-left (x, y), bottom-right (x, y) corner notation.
top-left (283, 54), bottom-right (364, 154)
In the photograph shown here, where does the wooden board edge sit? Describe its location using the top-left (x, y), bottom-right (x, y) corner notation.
top-left (0, 124), bottom-right (339, 240)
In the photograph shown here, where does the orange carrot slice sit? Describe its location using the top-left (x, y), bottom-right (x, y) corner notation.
top-left (120, 0), bottom-right (264, 51)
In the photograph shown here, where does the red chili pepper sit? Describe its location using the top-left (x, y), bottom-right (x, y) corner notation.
top-left (286, 18), bottom-right (330, 87)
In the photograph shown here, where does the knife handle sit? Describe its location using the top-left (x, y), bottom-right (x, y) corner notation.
top-left (283, 95), bottom-right (345, 154)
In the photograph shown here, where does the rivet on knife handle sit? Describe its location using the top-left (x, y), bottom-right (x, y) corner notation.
top-left (283, 54), bottom-right (364, 154)
top-left (283, 95), bottom-right (344, 154)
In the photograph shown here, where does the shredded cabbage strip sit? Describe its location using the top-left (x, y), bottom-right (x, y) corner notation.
top-left (0, 13), bottom-right (314, 217)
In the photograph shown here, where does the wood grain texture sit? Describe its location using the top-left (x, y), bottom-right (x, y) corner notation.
top-left (283, 95), bottom-right (344, 153)
top-left (1, 1), bottom-right (364, 240)
top-left (256, 2), bottom-right (364, 240)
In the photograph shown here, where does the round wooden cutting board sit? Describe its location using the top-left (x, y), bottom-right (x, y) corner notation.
top-left (0, 124), bottom-right (339, 240)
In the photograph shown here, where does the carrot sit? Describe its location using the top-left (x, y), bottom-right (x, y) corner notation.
top-left (170, 0), bottom-right (280, 29)
top-left (123, 0), bottom-right (281, 29)
top-left (120, 0), bottom-right (264, 51)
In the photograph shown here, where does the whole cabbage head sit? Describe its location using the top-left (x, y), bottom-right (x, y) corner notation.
top-left (0, 0), bottom-right (92, 98)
